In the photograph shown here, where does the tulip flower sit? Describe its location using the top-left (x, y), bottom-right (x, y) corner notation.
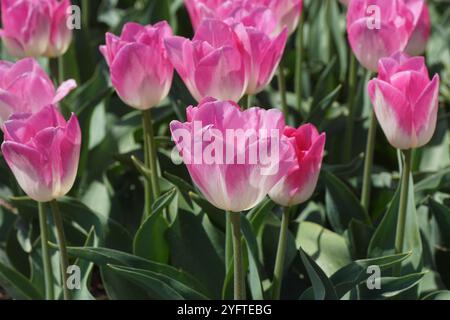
top-left (184, 0), bottom-right (302, 35)
top-left (171, 97), bottom-right (295, 300)
top-left (2, 104), bottom-right (80, 300)
top-left (347, 0), bottom-right (415, 72)
top-left (368, 52), bottom-right (440, 150)
top-left (100, 21), bottom-right (173, 110)
top-left (170, 98), bottom-right (295, 213)
top-left (0, 0), bottom-right (73, 58)
top-left (404, 0), bottom-right (430, 56)
top-left (260, 0), bottom-right (303, 35)
top-left (234, 21), bottom-right (288, 95)
top-left (101, 21), bottom-right (173, 219)
top-left (268, 123), bottom-right (325, 299)
top-left (269, 124), bottom-right (326, 207)
top-left (0, 58), bottom-right (77, 126)
top-left (165, 19), bottom-right (249, 102)
top-left (1, 105), bottom-right (81, 202)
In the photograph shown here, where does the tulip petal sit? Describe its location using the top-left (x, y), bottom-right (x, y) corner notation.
top-left (1, 141), bottom-right (52, 202)
top-left (413, 74), bottom-right (440, 148)
top-left (53, 79), bottom-right (77, 103)
top-left (369, 79), bottom-right (413, 149)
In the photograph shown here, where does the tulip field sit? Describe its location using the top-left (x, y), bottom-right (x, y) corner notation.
top-left (0, 0), bottom-right (450, 302)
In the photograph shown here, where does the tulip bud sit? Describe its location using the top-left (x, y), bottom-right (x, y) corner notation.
top-left (170, 98), bottom-right (296, 212)
top-left (165, 19), bottom-right (249, 102)
top-left (368, 52), bottom-right (440, 150)
top-left (100, 22), bottom-right (174, 110)
top-left (0, 0), bottom-right (73, 58)
top-left (269, 124), bottom-right (326, 207)
top-left (0, 58), bottom-right (77, 126)
top-left (347, 0), bottom-right (415, 71)
top-left (1, 105), bottom-right (81, 202)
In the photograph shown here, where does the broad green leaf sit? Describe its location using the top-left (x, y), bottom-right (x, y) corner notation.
top-left (296, 221), bottom-right (352, 276)
top-left (241, 216), bottom-right (264, 300)
top-left (358, 272), bottom-right (426, 299)
top-left (428, 198), bottom-right (450, 246)
top-left (0, 261), bottom-right (42, 300)
top-left (422, 290), bottom-right (450, 300)
top-left (63, 246), bottom-right (209, 298)
top-left (368, 175), bottom-right (423, 279)
top-left (322, 170), bottom-right (370, 233)
top-left (107, 264), bottom-right (208, 300)
top-left (133, 190), bottom-right (173, 263)
top-left (107, 264), bottom-right (184, 300)
top-left (167, 210), bottom-right (224, 299)
top-left (299, 248), bottom-right (337, 300)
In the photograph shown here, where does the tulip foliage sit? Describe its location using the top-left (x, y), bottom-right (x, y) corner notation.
top-left (0, 0), bottom-right (449, 301)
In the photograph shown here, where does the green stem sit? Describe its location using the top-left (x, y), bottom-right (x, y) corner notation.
top-left (361, 110), bottom-right (377, 210)
top-left (81, 0), bottom-right (89, 29)
top-left (230, 212), bottom-right (245, 300)
top-left (225, 213), bottom-right (233, 271)
top-left (38, 202), bottom-right (54, 300)
top-left (142, 110), bottom-right (161, 217)
top-left (50, 200), bottom-right (70, 300)
top-left (142, 113), bottom-right (152, 219)
top-left (393, 150), bottom-right (412, 276)
top-left (277, 61), bottom-right (288, 118)
top-left (272, 207), bottom-right (290, 300)
top-left (295, 13), bottom-right (304, 118)
top-left (247, 94), bottom-right (253, 109)
top-left (343, 54), bottom-right (357, 163)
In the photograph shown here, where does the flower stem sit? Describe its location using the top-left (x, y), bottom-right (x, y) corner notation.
top-left (361, 110), bottom-right (377, 210)
top-left (393, 149), bottom-right (412, 276)
top-left (225, 213), bottom-right (233, 270)
top-left (50, 200), bottom-right (70, 300)
top-left (295, 12), bottom-right (304, 116)
top-left (343, 54), bottom-right (357, 163)
top-left (247, 94), bottom-right (253, 109)
top-left (142, 110), bottom-right (160, 218)
top-left (277, 61), bottom-right (288, 118)
top-left (230, 212), bottom-right (245, 300)
top-left (272, 207), bottom-right (290, 300)
top-left (38, 202), bottom-right (54, 300)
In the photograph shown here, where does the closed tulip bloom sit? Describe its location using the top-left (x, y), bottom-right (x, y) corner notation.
top-left (1, 105), bottom-right (81, 202)
top-left (165, 19), bottom-right (249, 102)
top-left (368, 52), bottom-right (440, 150)
top-left (100, 22), bottom-right (173, 110)
top-left (45, 0), bottom-right (73, 57)
top-left (269, 124), bottom-right (325, 207)
top-left (347, 0), bottom-right (415, 71)
top-left (0, 58), bottom-right (77, 126)
top-left (260, 0), bottom-right (303, 35)
top-left (170, 98), bottom-right (295, 212)
top-left (236, 25), bottom-right (288, 95)
top-left (404, 0), bottom-right (430, 56)
top-left (184, 0), bottom-right (276, 34)
top-left (0, 0), bottom-right (73, 57)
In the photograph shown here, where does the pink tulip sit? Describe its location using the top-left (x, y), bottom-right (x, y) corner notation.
top-left (0, 58), bottom-right (77, 126)
top-left (404, 0), bottom-right (430, 56)
top-left (368, 52), bottom-right (440, 150)
top-left (100, 22), bottom-right (174, 110)
top-left (0, 0), bottom-right (73, 57)
top-left (165, 19), bottom-right (249, 102)
top-left (347, 0), bottom-right (415, 71)
top-left (184, 0), bottom-right (302, 35)
top-left (235, 25), bottom-right (288, 95)
top-left (260, 0), bottom-right (303, 35)
top-left (184, 0), bottom-right (275, 33)
top-left (170, 98), bottom-right (295, 212)
top-left (269, 124), bottom-right (325, 207)
top-left (1, 105), bottom-right (81, 202)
